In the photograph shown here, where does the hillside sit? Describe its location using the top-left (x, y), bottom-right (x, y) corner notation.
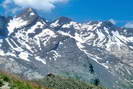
top-left (36, 74), bottom-right (107, 89)
top-left (0, 72), bottom-right (49, 89)
top-left (0, 72), bottom-right (106, 89)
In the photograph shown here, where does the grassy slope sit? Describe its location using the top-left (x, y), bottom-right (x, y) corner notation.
top-left (0, 72), bottom-right (50, 89)
top-left (0, 72), bottom-right (107, 89)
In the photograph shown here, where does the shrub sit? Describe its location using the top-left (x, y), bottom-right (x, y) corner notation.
top-left (3, 76), bottom-right (10, 82)
top-left (0, 80), bottom-right (4, 87)
top-left (93, 78), bottom-right (100, 86)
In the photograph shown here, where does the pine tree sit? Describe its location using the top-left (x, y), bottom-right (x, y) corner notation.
top-left (89, 64), bottom-right (94, 73)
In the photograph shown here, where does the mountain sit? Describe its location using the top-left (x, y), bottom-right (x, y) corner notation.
top-left (0, 8), bottom-right (133, 89)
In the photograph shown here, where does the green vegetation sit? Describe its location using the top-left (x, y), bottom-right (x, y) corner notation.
top-left (0, 72), bottom-right (49, 89)
top-left (0, 72), bottom-right (107, 89)
top-left (0, 80), bottom-right (4, 87)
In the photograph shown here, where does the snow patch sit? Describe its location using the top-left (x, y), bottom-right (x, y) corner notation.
top-left (27, 21), bottom-right (44, 34)
top-left (8, 17), bottom-right (28, 35)
top-left (6, 52), bottom-right (16, 57)
top-left (36, 29), bottom-right (56, 38)
top-left (35, 56), bottom-right (46, 64)
top-left (76, 42), bottom-right (85, 49)
top-left (58, 31), bottom-right (85, 43)
top-left (51, 20), bottom-right (60, 27)
top-left (0, 50), bottom-right (5, 56)
top-left (52, 51), bottom-right (61, 61)
top-left (30, 12), bottom-right (35, 16)
top-left (19, 52), bottom-right (30, 61)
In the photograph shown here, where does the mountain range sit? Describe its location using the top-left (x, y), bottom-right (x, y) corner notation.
top-left (0, 8), bottom-right (133, 89)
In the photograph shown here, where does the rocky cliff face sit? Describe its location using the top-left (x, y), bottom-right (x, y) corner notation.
top-left (0, 8), bottom-right (133, 89)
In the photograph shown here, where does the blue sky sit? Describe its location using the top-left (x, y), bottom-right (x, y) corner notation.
top-left (0, 0), bottom-right (133, 27)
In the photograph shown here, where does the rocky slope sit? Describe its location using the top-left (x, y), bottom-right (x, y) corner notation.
top-left (0, 8), bottom-right (133, 89)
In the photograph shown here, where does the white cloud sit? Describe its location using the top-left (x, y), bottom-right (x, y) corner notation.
top-left (2, 0), bottom-right (68, 12)
top-left (1, 0), bottom-right (11, 8)
top-left (109, 19), bottom-right (116, 25)
top-left (124, 22), bottom-right (133, 28)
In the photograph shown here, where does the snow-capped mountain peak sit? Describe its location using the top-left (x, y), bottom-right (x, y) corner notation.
top-left (7, 8), bottom-right (47, 36)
